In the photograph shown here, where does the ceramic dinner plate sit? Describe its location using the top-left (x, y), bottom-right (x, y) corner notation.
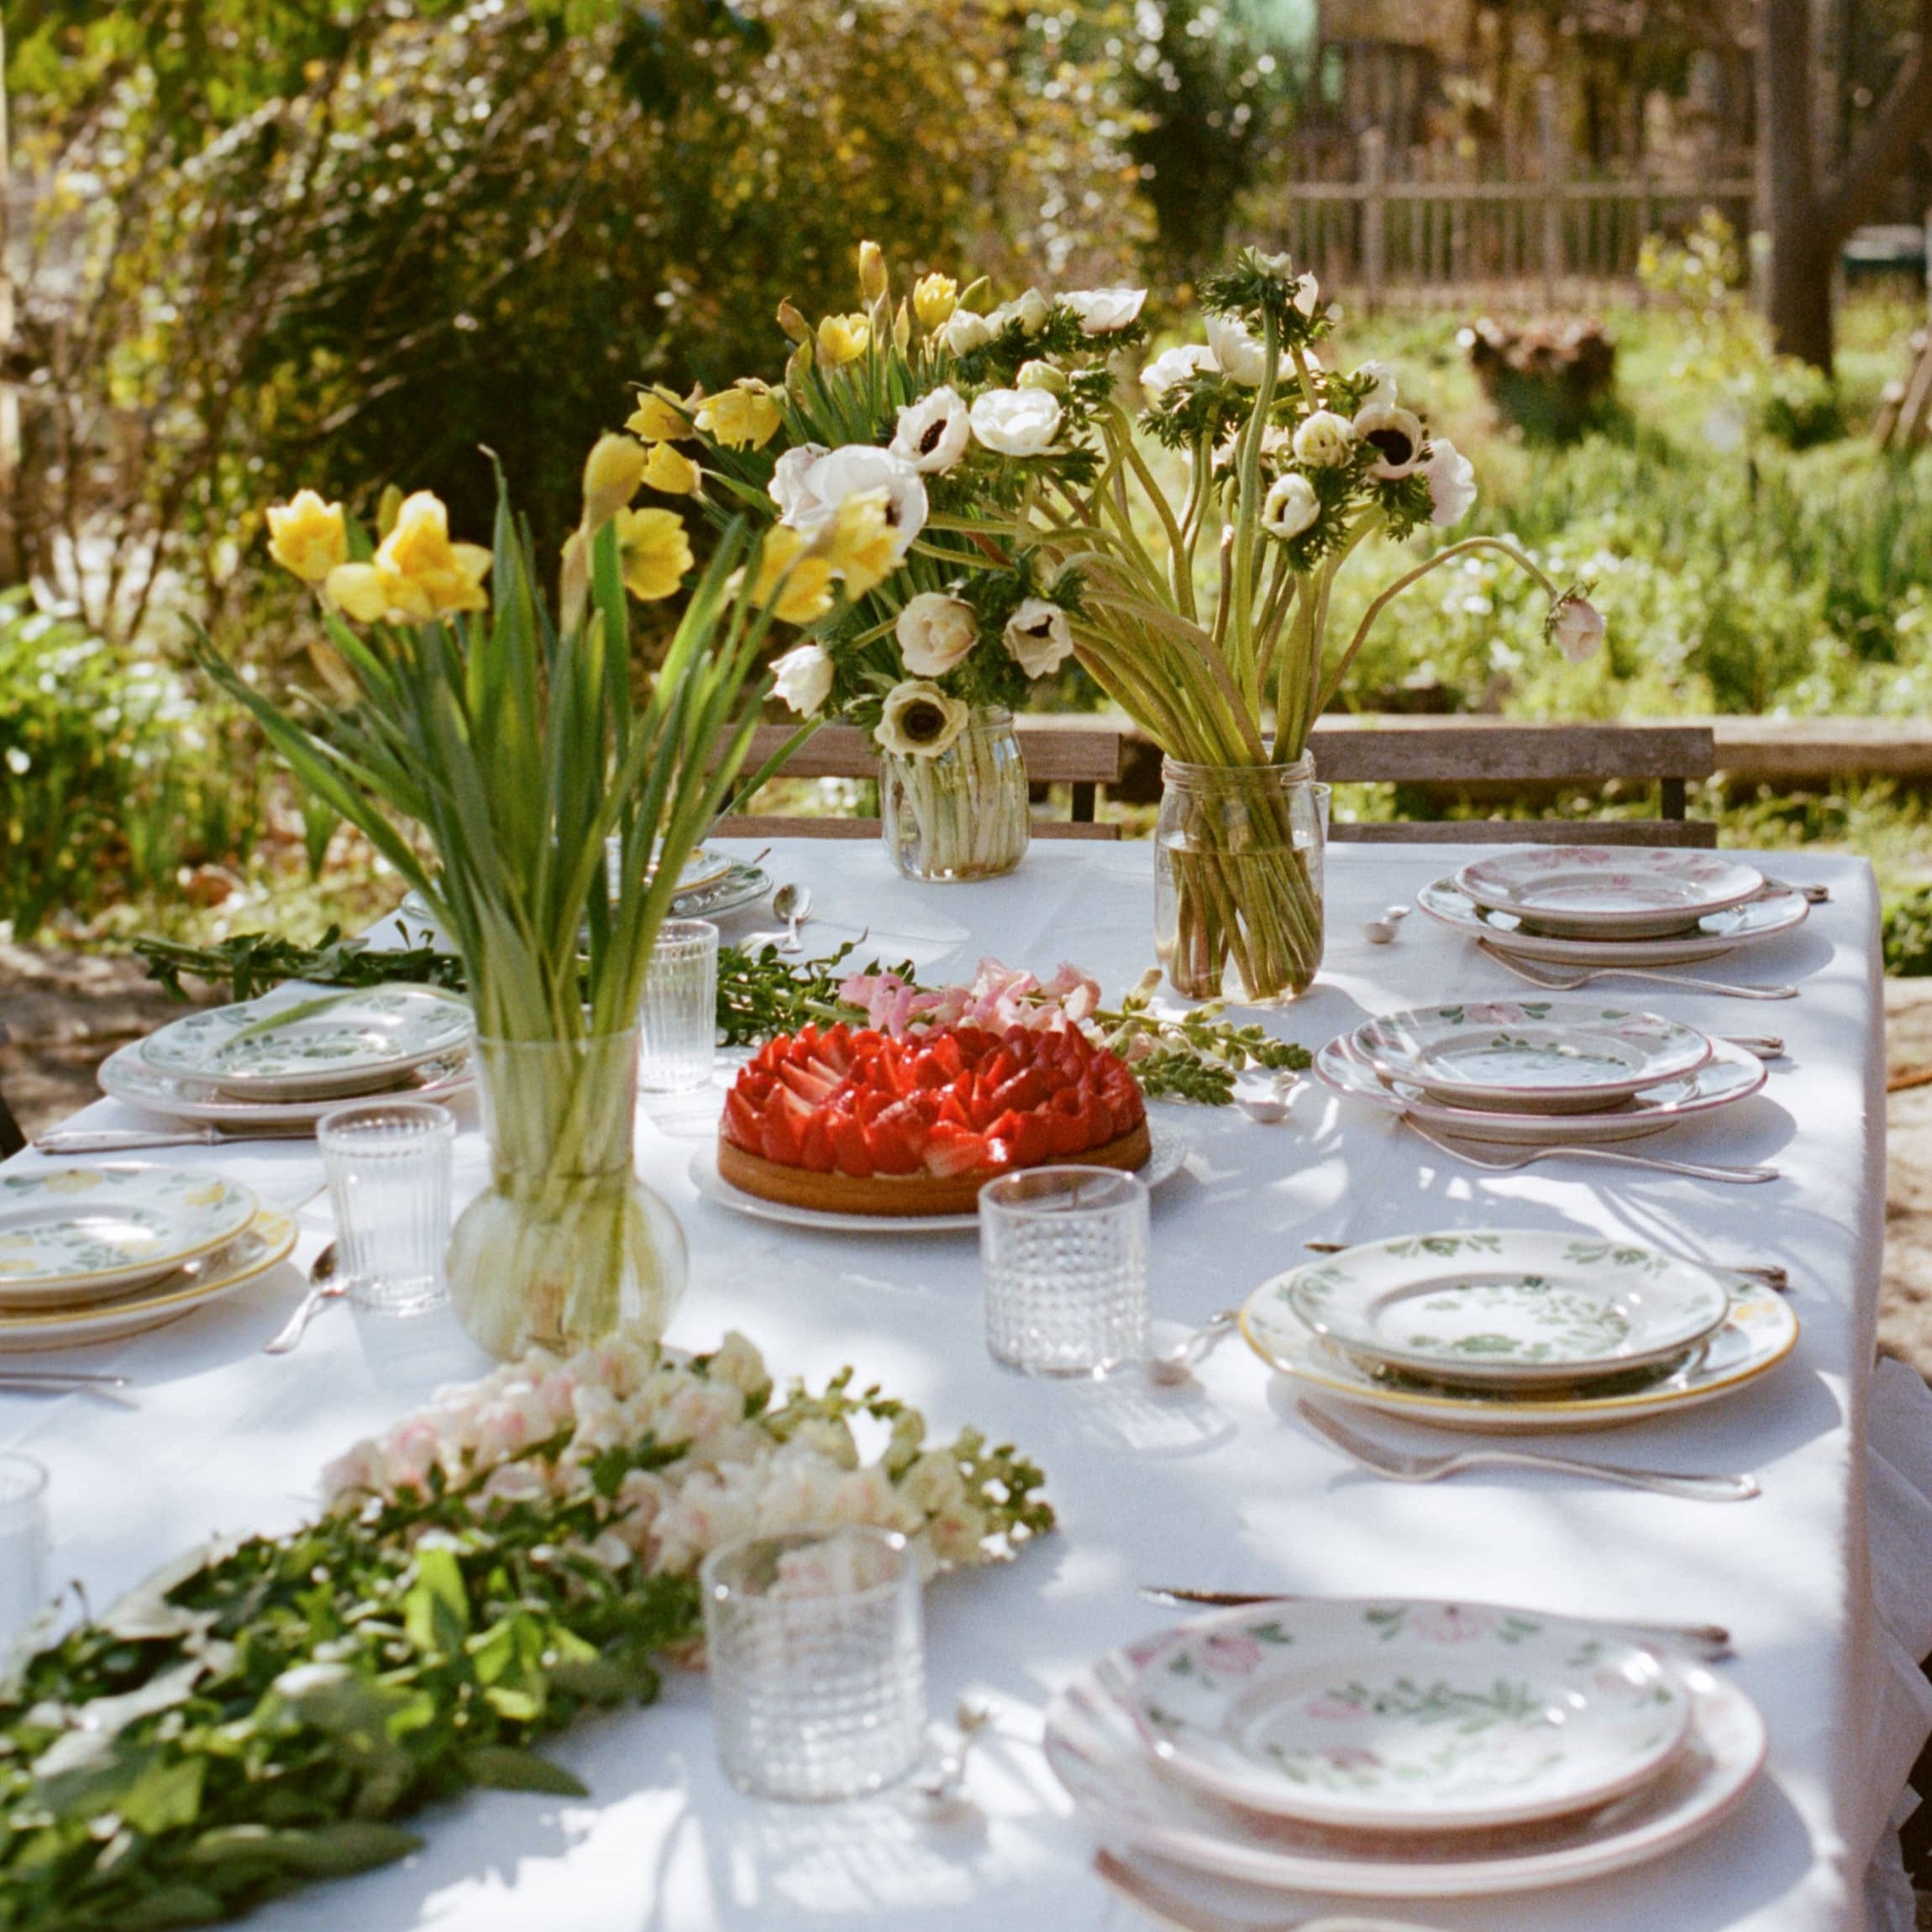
top-left (1120, 1600), bottom-right (1693, 1830)
top-left (1278, 1232), bottom-right (1733, 1387)
top-left (1352, 1002), bottom-right (1711, 1115)
top-left (675, 864), bottom-right (773, 923)
top-left (1456, 849), bottom-right (1766, 939)
top-left (1315, 1032), bottom-right (1768, 1146)
top-left (1046, 1644), bottom-right (1765, 1898)
top-left (0, 1165), bottom-right (259, 1303)
top-left (1416, 878), bottom-right (1811, 967)
top-left (139, 986), bottom-right (473, 1100)
top-left (687, 1118), bottom-right (1190, 1234)
top-left (0, 1206), bottom-right (298, 1350)
top-left (99, 1039), bottom-right (474, 1128)
top-left (1240, 1274), bottom-right (1796, 1433)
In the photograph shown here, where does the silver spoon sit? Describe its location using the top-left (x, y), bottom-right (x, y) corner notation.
top-left (771, 882), bottom-right (814, 954)
top-left (263, 1242), bottom-right (344, 1354)
top-left (911, 1698), bottom-right (992, 1813)
top-left (1098, 1309), bottom-right (1241, 1386)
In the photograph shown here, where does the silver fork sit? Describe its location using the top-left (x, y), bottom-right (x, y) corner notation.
top-left (1400, 1114), bottom-right (1779, 1184)
top-left (1478, 938), bottom-right (1797, 1001)
top-left (1295, 1398), bottom-right (1760, 1502)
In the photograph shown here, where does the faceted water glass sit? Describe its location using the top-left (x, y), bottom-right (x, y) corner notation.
top-left (638, 919), bottom-right (718, 1093)
top-left (701, 1526), bottom-right (926, 1802)
top-left (318, 1100), bottom-right (455, 1315)
top-left (0, 1453), bottom-right (49, 1642)
top-left (980, 1166), bottom-right (1150, 1375)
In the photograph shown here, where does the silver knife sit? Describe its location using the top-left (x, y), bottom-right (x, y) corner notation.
top-left (1137, 1587), bottom-right (1731, 1661)
top-left (34, 1126), bottom-right (317, 1153)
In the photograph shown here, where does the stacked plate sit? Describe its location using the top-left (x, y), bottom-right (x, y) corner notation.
top-left (0, 1165), bottom-right (298, 1349)
top-left (1047, 1597), bottom-right (1767, 1902)
top-left (99, 984), bottom-right (475, 1131)
top-left (399, 845), bottom-right (773, 936)
top-left (1237, 1231), bottom-right (1797, 1433)
top-left (1315, 997), bottom-right (1767, 1147)
top-left (1417, 847), bottom-right (1809, 969)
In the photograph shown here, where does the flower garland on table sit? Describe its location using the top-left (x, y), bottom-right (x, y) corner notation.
top-left (0, 1335), bottom-right (1049, 1932)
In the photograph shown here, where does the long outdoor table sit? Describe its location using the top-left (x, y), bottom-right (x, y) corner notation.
top-left (3, 840), bottom-right (1929, 1932)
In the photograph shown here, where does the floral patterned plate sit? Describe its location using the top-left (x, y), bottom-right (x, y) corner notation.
top-left (0, 1207), bottom-right (298, 1350)
top-left (99, 1039), bottom-right (473, 1128)
top-left (1045, 1641), bottom-right (1765, 1896)
top-left (1119, 1600), bottom-right (1692, 1830)
top-left (1456, 848), bottom-right (1766, 939)
top-left (1315, 1032), bottom-right (1769, 1146)
top-left (1240, 1273), bottom-right (1797, 1433)
top-left (1279, 1231), bottom-right (1733, 1387)
top-left (1352, 1002), bottom-right (1711, 1116)
top-left (139, 986), bottom-right (473, 1100)
top-left (0, 1165), bottom-right (260, 1303)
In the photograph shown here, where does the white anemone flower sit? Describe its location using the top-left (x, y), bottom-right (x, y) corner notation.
top-left (1260, 473), bottom-right (1320, 541)
top-left (895, 592), bottom-right (979, 678)
top-left (969, 387), bottom-right (1063, 458)
top-left (1059, 287), bottom-right (1147, 333)
top-left (1000, 287), bottom-right (1052, 337)
top-left (778, 444), bottom-right (927, 559)
top-left (1205, 314), bottom-right (1268, 386)
top-left (1551, 596), bottom-right (1607, 664)
top-left (1292, 271), bottom-right (1322, 316)
top-left (768, 444), bottom-right (828, 520)
top-left (942, 309), bottom-right (995, 356)
top-left (890, 386), bottom-right (971, 474)
top-left (875, 680), bottom-right (970, 759)
top-left (1292, 410), bottom-right (1355, 468)
top-left (1142, 344), bottom-right (1217, 396)
top-left (1003, 597), bottom-right (1075, 678)
top-left (1354, 360), bottom-right (1399, 407)
top-left (1353, 402), bottom-right (1425, 478)
top-left (771, 643), bottom-right (834, 717)
top-left (1420, 438), bottom-right (1478, 526)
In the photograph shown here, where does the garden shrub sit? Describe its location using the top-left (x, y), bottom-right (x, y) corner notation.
top-left (1462, 316), bottom-right (1619, 443)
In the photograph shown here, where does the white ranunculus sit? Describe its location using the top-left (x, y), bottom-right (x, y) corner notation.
top-left (1420, 438), bottom-right (1478, 526)
top-left (772, 643), bottom-right (834, 717)
top-left (1003, 597), bottom-right (1074, 679)
top-left (1353, 402), bottom-right (1425, 478)
top-left (895, 592), bottom-right (979, 678)
top-left (890, 386), bottom-right (971, 474)
top-left (875, 680), bottom-right (970, 759)
top-left (1551, 596), bottom-right (1607, 664)
top-left (779, 444), bottom-right (927, 558)
top-left (1142, 344), bottom-right (1218, 396)
top-left (1205, 314), bottom-right (1268, 386)
top-left (970, 387), bottom-right (1063, 458)
top-left (1260, 472), bottom-right (1320, 541)
top-left (943, 309), bottom-right (995, 356)
top-left (1292, 409), bottom-right (1355, 468)
top-left (768, 443), bottom-right (828, 520)
top-left (1059, 286), bottom-right (1147, 333)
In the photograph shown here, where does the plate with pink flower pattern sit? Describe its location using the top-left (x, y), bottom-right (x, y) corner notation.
top-left (1117, 1599), bottom-right (1692, 1830)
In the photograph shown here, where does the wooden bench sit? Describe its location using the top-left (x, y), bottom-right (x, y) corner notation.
top-left (714, 719), bottom-right (1125, 842)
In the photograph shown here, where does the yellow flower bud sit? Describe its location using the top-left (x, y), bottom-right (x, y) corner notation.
top-left (816, 313), bottom-right (870, 367)
top-left (825, 489), bottom-right (898, 601)
top-left (743, 526), bottom-right (835, 626)
top-left (695, 379), bottom-right (783, 451)
top-left (858, 239), bottom-right (889, 304)
top-left (625, 386), bottom-right (692, 444)
top-left (265, 490), bottom-right (348, 585)
top-left (912, 273), bottom-right (958, 333)
top-left (612, 507), bottom-right (694, 602)
top-left (581, 433), bottom-right (647, 528)
top-left (641, 441), bottom-right (700, 496)
top-left (775, 299), bottom-right (811, 345)
top-left (892, 299), bottom-right (912, 358)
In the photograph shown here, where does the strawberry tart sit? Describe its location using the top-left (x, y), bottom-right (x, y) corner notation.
top-left (718, 1020), bottom-right (1151, 1215)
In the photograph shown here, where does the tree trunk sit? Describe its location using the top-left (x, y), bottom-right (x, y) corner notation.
top-left (1764, 0), bottom-right (1837, 368)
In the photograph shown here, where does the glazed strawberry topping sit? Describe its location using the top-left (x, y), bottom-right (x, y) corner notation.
top-left (722, 1021), bottom-right (1147, 1179)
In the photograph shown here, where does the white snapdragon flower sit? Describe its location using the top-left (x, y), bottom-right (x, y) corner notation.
top-left (1551, 595), bottom-right (1607, 664)
top-left (772, 643), bottom-right (834, 717)
top-left (1142, 344), bottom-right (1217, 396)
top-left (779, 444), bottom-right (927, 558)
top-left (895, 591), bottom-right (979, 677)
top-left (1420, 438), bottom-right (1478, 526)
top-left (943, 308), bottom-right (995, 355)
top-left (969, 386), bottom-right (1063, 457)
top-left (1059, 286), bottom-right (1147, 333)
top-left (875, 679), bottom-right (970, 759)
top-left (1261, 472), bottom-right (1320, 540)
top-left (1352, 402), bottom-right (1425, 478)
top-left (1292, 409), bottom-right (1354, 468)
top-left (1004, 596), bottom-right (1074, 678)
top-left (1205, 313), bottom-right (1268, 386)
top-left (890, 386), bottom-right (971, 473)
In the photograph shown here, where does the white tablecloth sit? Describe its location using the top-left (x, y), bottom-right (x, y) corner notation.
top-left (3, 840), bottom-right (1928, 1932)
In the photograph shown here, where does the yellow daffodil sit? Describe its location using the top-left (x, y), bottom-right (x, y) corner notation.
top-left (641, 441), bottom-right (700, 496)
top-left (695, 379), bottom-right (783, 451)
top-left (742, 526), bottom-right (835, 626)
top-left (913, 273), bottom-right (958, 333)
top-left (613, 507), bottom-right (694, 601)
top-left (265, 490), bottom-right (349, 585)
top-left (325, 490), bottom-right (491, 622)
top-left (858, 239), bottom-right (889, 303)
top-left (826, 489), bottom-right (897, 601)
top-left (581, 433), bottom-right (647, 528)
top-left (625, 386), bottom-right (693, 444)
top-left (816, 313), bottom-right (870, 367)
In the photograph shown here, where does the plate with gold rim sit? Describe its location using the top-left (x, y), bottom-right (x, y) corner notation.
top-left (1456, 848), bottom-right (1766, 938)
top-left (99, 1038), bottom-right (473, 1127)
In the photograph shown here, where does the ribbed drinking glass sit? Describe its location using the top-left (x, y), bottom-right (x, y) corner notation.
top-left (0, 1453), bottom-right (49, 1641)
top-left (317, 1100), bottom-right (455, 1315)
top-left (638, 919), bottom-right (718, 1093)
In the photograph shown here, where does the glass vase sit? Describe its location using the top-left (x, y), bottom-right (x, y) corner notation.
top-left (446, 1029), bottom-right (687, 1360)
top-left (879, 706), bottom-right (1029, 882)
top-left (1154, 756), bottom-right (1328, 1005)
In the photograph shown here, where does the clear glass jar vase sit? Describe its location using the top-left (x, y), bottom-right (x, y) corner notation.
top-left (879, 706), bottom-right (1029, 882)
top-left (446, 1029), bottom-right (687, 1360)
top-left (1154, 755), bottom-right (1329, 1005)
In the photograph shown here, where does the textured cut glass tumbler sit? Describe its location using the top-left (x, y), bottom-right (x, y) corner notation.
top-left (0, 1453), bottom-right (49, 1641)
top-left (638, 920), bottom-right (718, 1093)
top-left (701, 1526), bottom-right (926, 1802)
top-left (979, 1166), bottom-right (1150, 1375)
top-left (317, 1100), bottom-right (454, 1314)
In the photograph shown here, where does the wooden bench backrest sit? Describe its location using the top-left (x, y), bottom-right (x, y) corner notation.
top-left (738, 721), bottom-right (1123, 785)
